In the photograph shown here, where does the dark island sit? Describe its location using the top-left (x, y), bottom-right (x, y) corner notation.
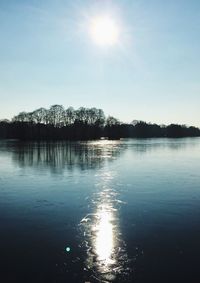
top-left (0, 105), bottom-right (200, 140)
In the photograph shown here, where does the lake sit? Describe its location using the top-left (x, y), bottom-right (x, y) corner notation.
top-left (0, 138), bottom-right (200, 283)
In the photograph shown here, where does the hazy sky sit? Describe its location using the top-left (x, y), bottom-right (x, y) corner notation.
top-left (0, 0), bottom-right (199, 126)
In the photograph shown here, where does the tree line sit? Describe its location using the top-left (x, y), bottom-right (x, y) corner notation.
top-left (0, 105), bottom-right (200, 140)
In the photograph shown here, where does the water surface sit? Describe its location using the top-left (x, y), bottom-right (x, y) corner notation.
top-left (0, 138), bottom-right (200, 282)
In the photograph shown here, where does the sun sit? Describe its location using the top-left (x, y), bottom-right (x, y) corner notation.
top-left (90, 16), bottom-right (119, 46)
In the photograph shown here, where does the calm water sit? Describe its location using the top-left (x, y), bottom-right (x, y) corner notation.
top-left (0, 138), bottom-right (200, 283)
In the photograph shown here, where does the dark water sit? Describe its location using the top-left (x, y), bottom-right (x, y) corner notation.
top-left (0, 138), bottom-right (200, 283)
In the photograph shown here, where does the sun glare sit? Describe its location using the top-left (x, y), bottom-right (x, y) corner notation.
top-left (90, 16), bottom-right (119, 46)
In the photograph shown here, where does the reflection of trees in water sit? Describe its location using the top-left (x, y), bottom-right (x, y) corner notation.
top-left (10, 141), bottom-right (125, 173)
top-left (2, 138), bottom-right (198, 174)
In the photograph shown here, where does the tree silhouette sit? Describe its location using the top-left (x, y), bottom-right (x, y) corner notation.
top-left (0, 105), bottom-right (200, 140)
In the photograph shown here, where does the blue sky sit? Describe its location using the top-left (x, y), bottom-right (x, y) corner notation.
top-left (0, 0), bottom-right (200, 126)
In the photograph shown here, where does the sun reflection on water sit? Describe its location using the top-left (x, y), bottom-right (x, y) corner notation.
top-left (80, 162), bottom-right (128, 281)
top-left (95, 204), bottom-right (115, 267)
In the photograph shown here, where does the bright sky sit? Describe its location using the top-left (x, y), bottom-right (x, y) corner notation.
top-left (0, 0), bottom-right (199, 126)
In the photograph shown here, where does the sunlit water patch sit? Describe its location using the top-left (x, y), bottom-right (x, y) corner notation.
top-left (80, 170), bottom-right (130, 282)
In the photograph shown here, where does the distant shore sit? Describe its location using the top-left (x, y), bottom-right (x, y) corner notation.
top-left (1, 105), bottom-right (199, 140)
top-left (1, 121), bottom-right (200, 141)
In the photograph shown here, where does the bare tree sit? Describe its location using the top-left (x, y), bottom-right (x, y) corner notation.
top-left (49, 105), bottom-right (65, 127)
top-left (64, 107), bottom-right (75, 125)
top-left (12, 112), bottom-right (28, 122)
top-left (106, 116), bottom-right (120, 126)
top-left (32, 108), bottom-right (48, 124)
